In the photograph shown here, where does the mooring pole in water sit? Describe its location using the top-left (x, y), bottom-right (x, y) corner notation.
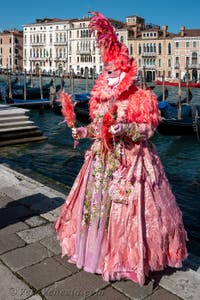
top-left (24, 69), bottom-right (27, 100)
top-left (8, 71), bottom-right (12, 101)
top-left (70, 69), bottom-right (74, 95)
top-left (186, 67), bottom-right (189, 104)
top-left (177, 70), bottom-right (182, 120)
top-left (162, 70), bottom-right (165, 101)
top-left (39, 70), bottom-right (43, 100)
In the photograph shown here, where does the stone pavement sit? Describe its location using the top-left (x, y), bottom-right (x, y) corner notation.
top-left (0, 163), bottom-right (200, 300)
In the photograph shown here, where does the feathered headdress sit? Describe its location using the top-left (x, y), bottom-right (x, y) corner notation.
top-left (89, 11), bottom-right (136, 73)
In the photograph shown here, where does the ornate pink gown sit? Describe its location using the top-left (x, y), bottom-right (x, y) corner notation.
top-left (55, 98), bottom-right (188, 286)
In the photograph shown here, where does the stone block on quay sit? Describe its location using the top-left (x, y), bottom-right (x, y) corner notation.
top-left (0, 233), bottom-right (25, 255)
top-left (0, 205), bottom-right (33, 230)
top-left (18, 257), bottom-right (72, 290)
top-left (41, 207), bottom-right (61, 222)
top-left (0, 242), bottom-right (53, 271)
top-left (113, 279), bottom-right (154, 300)
top-left (41, 271), bottom-right (109, 300)
top-left (159, 267), bottom-right (200, 300)
top-left (0, 221), bottom-right (29, 236)
top-left (0, 262), bottom-right (33, 300)
top-left (24, 215), bottom-right (47, 227)
top-left (1, 182), bottom-right (37, 201)
top-left (17, 223), bottom-right (54, 244)
top-left (40, 234), bottom-right (61, 255)
top-left (0, 192), bottom-right (14, 208)
top-left (20, 193), bottom-right (64, 216)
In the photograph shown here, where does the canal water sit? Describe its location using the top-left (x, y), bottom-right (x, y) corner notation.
top-left (0, 77), bottom-right (200, 257)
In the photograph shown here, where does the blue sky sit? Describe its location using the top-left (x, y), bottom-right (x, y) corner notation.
top-left (0, 0), bottom-right (199, 33)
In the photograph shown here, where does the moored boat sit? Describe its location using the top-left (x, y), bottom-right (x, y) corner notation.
top-left (156, 80), bottom-right (200, 88)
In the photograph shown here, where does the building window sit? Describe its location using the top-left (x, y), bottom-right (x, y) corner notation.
top-left (138, 44), bottom-right (141, 55)
top-left (175, 42), bottom-right (179, 48)
top-left (158, 43), bottom-right (162, 54)
top-left (130, 44), bottom-right (133, 55)
top-left (168, 43), bottom-right (171, 55)
top-left (186, 56), bottom-right (190, 67)
top-left (120, 36), bottom-right (124, 43)
top-left (193, 41), bottom-right (197, 48)
top-left (158, 59), bottom-right (162, 67)
top-left (168, 59), bottom-right (171, 67)
top-left (192, 52), bottom-right (197, 64)
top-left (186, 41), bottom-right (189, 47)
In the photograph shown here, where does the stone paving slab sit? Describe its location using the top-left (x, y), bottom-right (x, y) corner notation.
top-left (0, 192), bottom-right (15, 207)
top-left (145, 287), bottom-right (182, 300)
top-left (86, 286), bottom-right (129, 299)
top-left (41, 207), bottom-right (61, 222)
top-left (0, 221), bottom-right (29, 236)
top-left (0, 233), bottom-right (26, 255)
top-left (53, 255), bottom-right (81, 274)
top-left (0, 204), bottom-right (33, 229)
top-left (159, 267), bottom-right (200, 300)
top-left (27, 295), bottom-right (43, 300)
top-left (113, 279), bottom-right (155, 300)
top-left (0, 262), bottom-right (33, 300)
top-left (24, 216), bottom-right (47, 227)
top-left (0, 242), bottom-right (53, 271)
top-left (17, 223), bottom-right (54, 244)
top-left (41, 271), bottom-right (110, 300)
top-left (17, 257), bottom-right (72, 290)
top-left (40, 234), bottom-right (61, 255)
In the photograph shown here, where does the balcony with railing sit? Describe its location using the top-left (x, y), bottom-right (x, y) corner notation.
top-left (187, 63), bottom-right (200, 69)
top-left (141, 52), bottom-right (157, 57)
top-left (54, 41), bottom-right (67, 46)
top-left (76, 49), bottom-right (91, 55)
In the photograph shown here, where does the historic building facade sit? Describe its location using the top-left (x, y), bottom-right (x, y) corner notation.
top-left (173, 28), bottom-right (200, 82)
top-left (0, 30), bottom-right (23, 72)
top-left (23, 16), bottom-right (125, 77)
top-left (0, 15), bottom-right (198, 81)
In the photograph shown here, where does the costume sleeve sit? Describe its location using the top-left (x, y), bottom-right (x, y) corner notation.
top-left (85, 123), bottom-right (96, 138)
top-left (124, 123), bottom-right (156, 141)
top-left (125, 88), bottom-right (160, 141)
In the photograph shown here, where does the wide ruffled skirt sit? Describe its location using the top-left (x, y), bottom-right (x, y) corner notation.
top-left (55, 141), bottom-right (188, 286)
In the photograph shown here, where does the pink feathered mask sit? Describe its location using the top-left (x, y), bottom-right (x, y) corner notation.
top-left (89, 11), bottom-right (137, 74)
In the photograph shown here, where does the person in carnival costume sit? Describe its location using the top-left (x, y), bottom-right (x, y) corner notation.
top-left (55, 12), bottom-right (188, 286)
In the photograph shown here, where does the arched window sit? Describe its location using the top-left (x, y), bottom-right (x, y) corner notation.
top-left (192, 52), bottom-right (197, 64)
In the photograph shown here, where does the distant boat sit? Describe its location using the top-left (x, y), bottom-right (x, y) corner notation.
top-left (156, 80), bottom-right (200, 88)
top-left (157, 104), bottom-right (200, 136)
top-left (52, 92), bottom-right (91, 123)
top-left (8, 98), bottom-right (51, 109)
top-left (11, 79), bottom-right (63, 100)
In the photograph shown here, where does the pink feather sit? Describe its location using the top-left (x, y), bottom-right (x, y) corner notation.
top-left (57, 92), bottom-right (76, 128)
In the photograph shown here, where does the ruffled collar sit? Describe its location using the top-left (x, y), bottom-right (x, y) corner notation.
top-left (90, 62), bottom-right (137, 101)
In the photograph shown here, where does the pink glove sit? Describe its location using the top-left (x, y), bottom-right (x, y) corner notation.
top-left (109, 123), bottom-right (126, 136)
top-left (72, 127), bottom-right (87, 139)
